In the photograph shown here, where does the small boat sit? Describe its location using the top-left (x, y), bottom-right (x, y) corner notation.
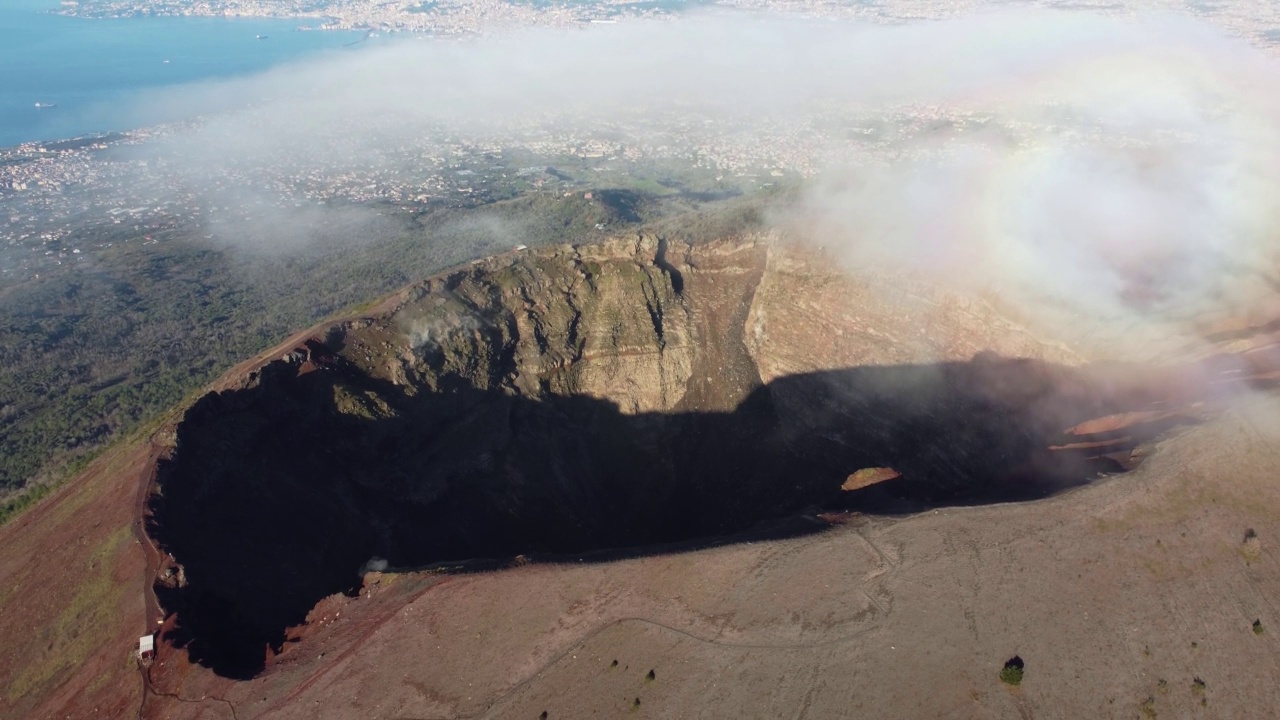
top-left (256, 34), bottom-right (269, 40)
top-left (34, 102), bottom-right (56, 109)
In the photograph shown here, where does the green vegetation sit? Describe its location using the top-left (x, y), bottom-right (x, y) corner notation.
top-left (1190, 677), bottom-right (1207, 707)
top-left (0, 482), bottom-right (54, 525)
top-left (618, 176), bottom-right (679, 197)
top-left (332, 383), bottom-right (396, 420)
top-left (999, 657), bottom-right (1024, 686)
top-left (5, 526), bottom-right (129, 702)
top-left (1253, 619), bottom-right (1265, 635)
top-left (1242, 528), bottom-right (1261, 560)
top-left (645, 669), bottom-right (656, 682)
top-left (1140, 696), bottom-right (1157, 718)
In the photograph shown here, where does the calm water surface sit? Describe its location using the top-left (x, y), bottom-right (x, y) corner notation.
top-left (0, 0), bottom-right (359, 146)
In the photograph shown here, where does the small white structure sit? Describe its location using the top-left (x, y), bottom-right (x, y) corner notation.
top-left (138, 634), bottom-right (155, 660)
top-left (514, 245), bottom-right (528, 252)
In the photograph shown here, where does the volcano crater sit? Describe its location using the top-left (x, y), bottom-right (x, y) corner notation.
top-left (147, 235), bottom-right (1201, 677)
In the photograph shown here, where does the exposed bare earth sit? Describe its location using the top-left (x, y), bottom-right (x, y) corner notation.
top-left (3, 234), bottom-right (1279, 719)
top-left (217, 403), bottom-right (1280, 720)
top-left (134, 400), bottom-right (1280, 720)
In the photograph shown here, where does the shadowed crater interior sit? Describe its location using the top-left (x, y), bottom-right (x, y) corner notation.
top-left (146, 236), bottom-right (1210, 678)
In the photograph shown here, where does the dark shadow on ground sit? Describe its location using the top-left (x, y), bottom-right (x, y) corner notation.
top-left (148, 349), bottom-right (1205, 678)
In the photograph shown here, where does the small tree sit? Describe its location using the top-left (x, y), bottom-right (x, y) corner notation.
top-left (1242, 528), bottom-right (1261, 560)
top-left (999, 656), bottom-right (1025, 686)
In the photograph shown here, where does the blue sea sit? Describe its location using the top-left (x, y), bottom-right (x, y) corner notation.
top-left (0, 0), bottom-right (360, 147)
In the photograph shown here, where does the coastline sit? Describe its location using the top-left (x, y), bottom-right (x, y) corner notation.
top-left (54, 7), bottom-right (341, 30)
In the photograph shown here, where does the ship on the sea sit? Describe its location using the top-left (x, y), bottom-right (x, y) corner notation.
top-left (34, 102), bottom-right (57, 109)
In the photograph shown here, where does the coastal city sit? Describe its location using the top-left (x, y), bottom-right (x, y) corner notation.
top-left (0, 106), bottom-right (867, 274)
top-left (59, 0), bottom-right (692, 32)
top-left (0, 97), bottom-right (1185, 282)
top-left (55, 0), bottom-right (1280, 46)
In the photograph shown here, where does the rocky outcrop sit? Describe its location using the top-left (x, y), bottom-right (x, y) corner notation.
top-left (843, 467), bottom-right (902, 491)
top-left (743, 241), bottom-right (1084, 383)
top-left (348, 236), bottom-right (695, 413)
